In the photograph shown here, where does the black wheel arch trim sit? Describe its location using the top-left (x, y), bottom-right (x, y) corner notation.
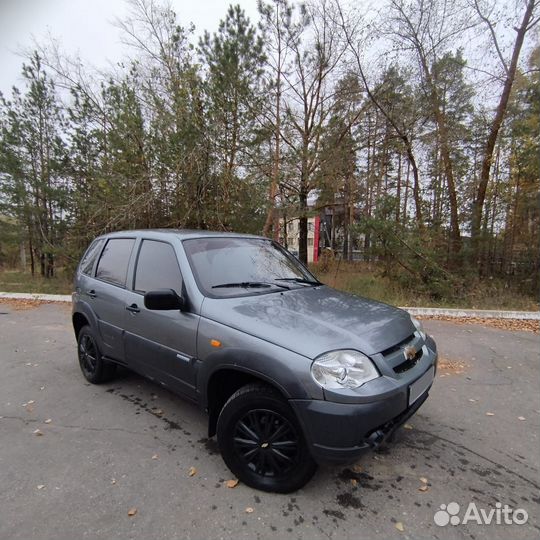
top-left (200, 361), bottom-right (293, 410)
top-left (72, 300), bottom-right (100, 339)
top-left (202, 362), bottom-right (294, 439)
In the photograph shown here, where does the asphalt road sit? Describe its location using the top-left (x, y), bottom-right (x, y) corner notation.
top-left (0, 301), bottom-right (538, 540)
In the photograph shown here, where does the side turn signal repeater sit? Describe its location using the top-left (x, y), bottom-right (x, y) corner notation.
top-left (210, 339), bottom-right (222, 348)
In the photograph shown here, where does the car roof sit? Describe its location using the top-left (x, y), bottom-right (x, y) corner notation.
top-left (96, 229), bottom-right (267, 242)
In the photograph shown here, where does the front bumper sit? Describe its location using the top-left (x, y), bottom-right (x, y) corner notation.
top-left (290, 348), bottom-right (437, 465)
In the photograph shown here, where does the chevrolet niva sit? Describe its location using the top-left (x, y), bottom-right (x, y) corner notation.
top-left (72, 230), bottom-right (437, 492)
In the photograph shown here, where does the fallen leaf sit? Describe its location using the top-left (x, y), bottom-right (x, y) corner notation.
top-left (28, 400), bottom-right (35, 404)
top-left (226, 479), bottom-right (239, 488)
top-left (351, 479), bottom-right (358, 487)
top-left (33, 429), bottom-right (43, 436)
top-left (39, 386), bottom-right (45, 390)
top-left (151, 454), bottom-right (158, 460)
top-left (395, 521), bottom-right (404, 532)
top-left (245, 507), bottom-right (254, 513)
top-left (37, 484), bottom-right (45, 490)
top-left (418, 485), bottom-right (429, 492)
top-left (111, 479), bottom-right (117, 485)
top-left (486, 412), bottom-right (495, 416)
top-left (438, 357), bottom-right (469, 376)
top-left (403, 423), bottom-right (413, 430)
top-left (152, 408), bottom-right (163, 416)
top-left (127, 508), bottom-right (137, 517)
top-left (518, 416), bottom-right (526, 421)
top-left (188, 467), bottom-right (197, 477)
top-left (352, 464), bottom-right (363, 473)
top-left (416, 316), bottom-right (539, 334)
top-left (44, 419), bottom-right (52, 424)
top-left (468, 399), bottom-right (476, 402)
top-left (419, 477), bottom-right (428, 484)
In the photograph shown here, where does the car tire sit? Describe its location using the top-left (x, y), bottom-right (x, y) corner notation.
top-left (77, 325), bottom-right (116, 384)
top-left (216, 383), bottom-right (317, 493)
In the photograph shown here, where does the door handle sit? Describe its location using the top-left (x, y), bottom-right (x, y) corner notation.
top-left (125, 303), bottom-right (140, 313)
top-left (86, 289), bottom-right (97, 298)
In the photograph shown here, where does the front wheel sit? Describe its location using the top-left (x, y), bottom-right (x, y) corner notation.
top-left (216, 383), bottom-right (317, 493)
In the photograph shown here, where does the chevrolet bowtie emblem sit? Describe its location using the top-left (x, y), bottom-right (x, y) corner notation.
top-left (404, 345), bottom-right (417, 361)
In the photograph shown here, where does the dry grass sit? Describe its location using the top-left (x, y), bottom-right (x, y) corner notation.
top-left (1, 263), bottom-right (538, 313)
top-left (0, 269), bottom-right (72, 295)
top-left (311, 261), bottom-right (538, 312)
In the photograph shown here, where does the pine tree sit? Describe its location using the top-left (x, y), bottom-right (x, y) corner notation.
top-left (199, 4), bottom-right (266, 229)
top-left (0, 53), bottom-right (68, 276)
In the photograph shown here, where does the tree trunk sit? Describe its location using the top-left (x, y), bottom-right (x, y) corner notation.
top-left (28, 233), bottom-right (35, 276)
top-left (298, 211), bottom-right (308, 264)
top-left (262, 7), bottom-right (283, 240)
top-left (422, 63), bottom-right (461, 254)
top-left (406, 146), bottom-right (423, 225)
top-left (470, 0), bottom-right (536, 258)
top-left (403, 159), bottom-right (410, 221)
top-left (19, 241), bottom-right (27, 270)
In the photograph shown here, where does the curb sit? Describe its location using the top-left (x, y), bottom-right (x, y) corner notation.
top-left (0, 292), bottom-right (72, 303)
top-left (1, 292), bottom-right (538, 320)
top-left (403, 307), bottom-right (540, 320)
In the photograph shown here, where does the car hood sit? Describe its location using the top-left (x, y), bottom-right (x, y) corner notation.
top-left (200, 285), bottom-right (414, 358)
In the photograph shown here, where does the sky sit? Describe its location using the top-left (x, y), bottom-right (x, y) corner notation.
top-left (0, 0), bottom-right (260, 96)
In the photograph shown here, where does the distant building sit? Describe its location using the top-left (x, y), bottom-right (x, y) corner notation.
top-left (278, 216), bottom-right (320, 263)
top-left (277, 192), bottom-right (365, 262)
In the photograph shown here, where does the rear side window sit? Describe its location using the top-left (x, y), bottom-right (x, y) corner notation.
top-left (95, 238), bottom-right (135, 287)
top-left (80, 239), bottom-right (104, 276)
top-left (134, 240), bottom-right (182, 294)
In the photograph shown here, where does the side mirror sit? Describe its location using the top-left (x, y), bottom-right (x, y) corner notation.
top-left (144, 289), bottom-right (185, 311)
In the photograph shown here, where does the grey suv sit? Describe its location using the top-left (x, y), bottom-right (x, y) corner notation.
top-left (72, 229), bottom-right (437, 492)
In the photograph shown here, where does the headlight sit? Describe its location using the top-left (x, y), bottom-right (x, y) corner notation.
top-left (411, 316), bottom-right (426, 340)
top-left (311, 350), bottom-right (379, 389)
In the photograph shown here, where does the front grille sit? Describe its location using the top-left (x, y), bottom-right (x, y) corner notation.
top-left (393, 348), bottom-right (423, 373)
top-left (380, 333), bottom-right (415, 357)
top-left (379, 332), bottom-right (424, 375)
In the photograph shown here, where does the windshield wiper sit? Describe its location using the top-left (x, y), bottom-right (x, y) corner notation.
top-left (275, 277), bottom-right (321, 286)
top-left (212, 281), bottom-right (290, 290)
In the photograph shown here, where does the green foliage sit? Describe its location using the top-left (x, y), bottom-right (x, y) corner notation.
top-left (199, 4), bottom-right (266, 229)
top-left (0, 53), bottom-right (69, 276)
top-left (353, 200), bottom-right (464, 300)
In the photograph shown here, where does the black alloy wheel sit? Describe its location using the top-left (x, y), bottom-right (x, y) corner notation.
top-left (233, 408), bottom-right (300, 477)
top-left (77, 325), bottom-right (116, 384)
top-left (78, 333), bottom-right (98, 378)
top-left (217, 383), bottom-right (317, 493)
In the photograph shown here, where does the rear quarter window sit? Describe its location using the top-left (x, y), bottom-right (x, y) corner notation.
top-left (95, 238), bottom-right (135, 287)
top-left (79, 239), bottom-right (104, 276)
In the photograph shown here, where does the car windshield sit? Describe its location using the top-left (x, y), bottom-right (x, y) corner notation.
top-left (183, 237), bottom-right (319, 297)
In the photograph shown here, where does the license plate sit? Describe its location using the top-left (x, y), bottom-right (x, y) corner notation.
top-left (409, 366), bottom-right (434, 405)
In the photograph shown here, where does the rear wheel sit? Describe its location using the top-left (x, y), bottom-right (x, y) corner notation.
top-left (217, 383), bottom-right (317, 493)
top-left (77, 325), bottom-right (116, 384)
